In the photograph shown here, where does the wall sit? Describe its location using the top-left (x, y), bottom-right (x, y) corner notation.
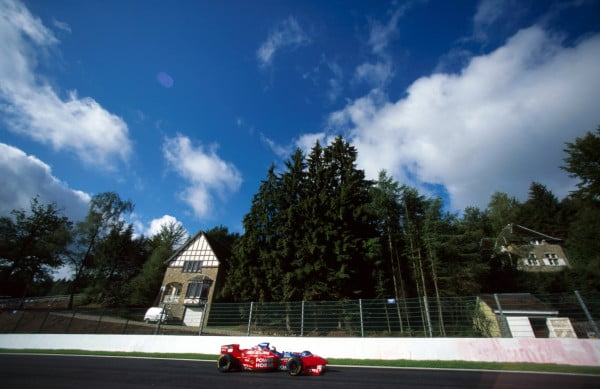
top-left (1, 334), bottom-right (599, 366)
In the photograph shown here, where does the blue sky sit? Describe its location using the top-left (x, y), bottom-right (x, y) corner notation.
top-left (1, 0), bottom-right (600, 243)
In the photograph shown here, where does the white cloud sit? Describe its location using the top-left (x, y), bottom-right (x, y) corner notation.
top-left (261, 132), bottom-right (291, 158)
top-left (52, 19), bottom-right (71, 34)
top-left (163, 135), bottom-right (242, 219)
top-left (301, 55), bottom-right (344, 102)
top-left (131, 214), bottom-right (189, 240)
top-left (354, 61), bottom-right (394, 87)
top-left (354, 2), bottom-right (415, 88)
top-left (471, 0), bottom-right (527, 43)
top-left (473, 0), bottom-right (506, 30)
top-left (146, 215), bottom-right (187, 237)
top-left (0, 142), bottom-right (90, 221)
top-left (259, 131), bottom-right (336, 160)
top-left (295, 132), bottom-right (329, 155)
top-left (327, 65), bottom-right (344, 102)
top-left (0, 0), bottom-right (131, 169)
top-left (330, 26), bottom-right (600, 210)
top-left (366, 4), bottom-right (409, 56)
top-left (257, 16), bottom-right (310, 68)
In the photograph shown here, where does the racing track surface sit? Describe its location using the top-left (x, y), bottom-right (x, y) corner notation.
top-left (1, 354), bottom-right (599, 388)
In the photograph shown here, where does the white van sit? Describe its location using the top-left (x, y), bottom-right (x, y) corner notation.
top-left (143, 307), bottom-right (170, 323)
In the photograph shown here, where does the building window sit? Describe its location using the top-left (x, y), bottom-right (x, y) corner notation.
top-left (526, 253), bottom-right (539, 266)
top-left (185, 280), bottom-right (212, 299)
top-left (530, 239), bottom-right (542, 245)
top-left (544, 253), bottom-right (559, 265)
top-left (183, 260), bottom-right (202, 273)
top-left (162, 282), bottom-right (182, 303)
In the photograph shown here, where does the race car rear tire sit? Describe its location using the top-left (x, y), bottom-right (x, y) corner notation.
top-left (217, 354), bottom-right (235, 372)
top-left (287, 356), bottom-right (303, 376)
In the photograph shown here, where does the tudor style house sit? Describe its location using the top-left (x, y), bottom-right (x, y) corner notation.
top-left (494, 224), bottom-right (570, 272)
top-left (158, 231), bottom-right (228, 327)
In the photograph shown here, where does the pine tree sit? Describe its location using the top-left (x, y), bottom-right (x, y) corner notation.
top-left (221, 166), bottom-right (281, 301)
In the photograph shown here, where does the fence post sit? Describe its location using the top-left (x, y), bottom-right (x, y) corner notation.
top-left (65, 310), bottom-right (76, 333)
top-left (359, 299), bottom-right (364, 337)
top-left (384, 300), bottom-right (391, 335)
top-left (300, 300), bottom-right (305, 337)
top-left (247, 302), bottom-right (254, 336)
top-left (494, 293), bottom-right (511, 338)
top-left (123, 317), bottom-right (129, 334)
top-left (575, 290), bottom-right (599, 337)
top-left (155, 314), bottom-right (162, 335)
top-left (396, 300), bottom-right (404, 334)
top-left (198, 303), bottom-right (208, 335)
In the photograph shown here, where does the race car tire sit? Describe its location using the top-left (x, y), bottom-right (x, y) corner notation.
top-left (217, 354), bottom-right (235, 372)
top-left (287, 356), bottom-right (303, 376)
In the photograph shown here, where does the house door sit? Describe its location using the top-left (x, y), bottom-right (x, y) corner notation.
top-left (183, 307), bottom-right (204, 327)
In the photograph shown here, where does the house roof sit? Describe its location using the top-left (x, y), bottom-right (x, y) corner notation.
top-left (164, 230), bottom-right (231, 265)
top-left (478, 293), bottom-right (556, 313)
top-left (494, 224), bottom-right (563, 251)
top-left (512, 224), bottom-right (562, 241)
top-left (502, 224), bottom-right (563, 243)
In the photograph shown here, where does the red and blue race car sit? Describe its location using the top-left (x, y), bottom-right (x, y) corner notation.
top-left (218, 342), bottom-right (327, 376)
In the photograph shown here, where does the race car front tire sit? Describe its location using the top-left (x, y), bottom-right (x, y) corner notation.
top-left (217, 354), bottom-right (235, 372)
top-left (287, 356), bottom-right (303, 376)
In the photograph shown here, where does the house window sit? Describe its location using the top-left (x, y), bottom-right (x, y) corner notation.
top-left (544, 253), bottom-right (559, 265)
top-left (183, 260), bottom-right (202, 273)
top-left (526, 253), bottom-right (539, 266)
top-left (530, 239), bottom-right (542, 245)
top-left (185, 279), bottom-right (212, 299)
top-left (162, 282), bottom-right (182, 303)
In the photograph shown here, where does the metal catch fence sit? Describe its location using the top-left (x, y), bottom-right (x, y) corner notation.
top-left (1, 291), bottom-right (598, 338)
top-left (205, 296), bottom-right (482, 337)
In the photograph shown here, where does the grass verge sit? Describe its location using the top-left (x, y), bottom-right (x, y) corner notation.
top-left (1, 348), bottom-right (599, 375)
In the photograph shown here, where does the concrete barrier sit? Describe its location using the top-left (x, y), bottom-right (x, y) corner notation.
top-left (1, 334), bottom-right (599, 366)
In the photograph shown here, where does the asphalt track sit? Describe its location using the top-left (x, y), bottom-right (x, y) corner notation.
top-left (1, 354), bottom-right (599, 388)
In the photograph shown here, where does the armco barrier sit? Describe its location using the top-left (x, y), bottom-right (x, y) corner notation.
top-left (1, 334), bottom-right (599, 366)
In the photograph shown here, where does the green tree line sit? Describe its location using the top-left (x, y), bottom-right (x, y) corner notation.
top-left (0, 191), bottom-right (232, 307)
top-left (219, 128), bottom-right (600, 302)
top-left (1, 127), bottom-right (598, 305)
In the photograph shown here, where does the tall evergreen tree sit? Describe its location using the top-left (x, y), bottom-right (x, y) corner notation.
top-left (300, 140), bottom-right (331, 300)
top-left (562, 126), bottom-right (600, 201)
top-left (487, 192), bottom-right (520, 234)
top-left (368, 170), bottom-right (405, 299)
top-left (221, 136), bottom-right (379, 301)
top-left (277, 149), bottom-right (308, 301)
top-left (516, 182), bottom-right (563, 236)
top-left (399, 186), bottom-right (427, 298)
top-left (561, 126), bottom-right (600, 291)
top-left (221, 166), bottom-right (280, 301)
top-left (320, 136), bottom-right (378, 299)
top-left (448, 206), bottom-right (491, 294)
